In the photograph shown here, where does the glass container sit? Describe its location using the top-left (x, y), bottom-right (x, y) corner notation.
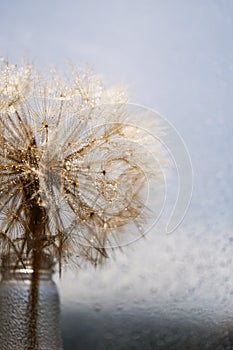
top-left (0, 255), bottom-right (63, 350)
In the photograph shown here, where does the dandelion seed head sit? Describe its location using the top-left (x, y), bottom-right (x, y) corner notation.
top-left (0, 59), bottom-right (164, 270)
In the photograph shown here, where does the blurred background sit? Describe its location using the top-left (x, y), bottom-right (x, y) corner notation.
top-left (1, 1), bottom-right (233, 349)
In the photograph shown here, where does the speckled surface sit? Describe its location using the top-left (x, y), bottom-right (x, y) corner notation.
top-left (0, 277), bottom-right (63, 350)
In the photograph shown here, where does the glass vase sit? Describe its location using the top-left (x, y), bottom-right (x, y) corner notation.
top-left (0, 254), bottom-right (63, 350)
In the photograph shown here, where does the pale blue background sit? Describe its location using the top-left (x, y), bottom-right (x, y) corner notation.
top-left (1, 1), bottom-right (233, 348)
